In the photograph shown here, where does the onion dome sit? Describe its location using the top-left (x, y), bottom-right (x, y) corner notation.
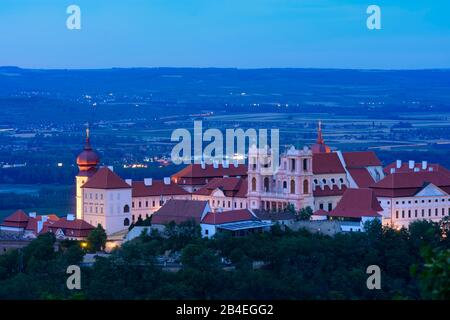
top-left (77, 127), bottom-right (100, 174)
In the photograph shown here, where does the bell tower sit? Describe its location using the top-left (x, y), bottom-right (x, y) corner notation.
top-left (75, 126), bottom-right (100, 220)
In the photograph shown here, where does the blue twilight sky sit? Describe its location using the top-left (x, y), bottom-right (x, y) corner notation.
top-left (0, 0), bottom-right (449, 69)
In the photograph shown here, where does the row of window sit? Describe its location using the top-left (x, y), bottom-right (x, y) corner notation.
top-left (252, 177), bottom-right (309, 194)
top-left (133, 199), bottom-right (164, 209)
top-left (395, 207), bottom-right (450, 219)
top-left (313, 178), bottom-right (345, 186)
top-left (210, 199), bottom-right (247, 209)
top-left (393, 198), bottom-right (450, 205)
top-left (318, 202), bottom-right (334, 212)
top-left (85, 204), bottom-right (130, 215)
top-left (84, 192), bottom-right (122, 201)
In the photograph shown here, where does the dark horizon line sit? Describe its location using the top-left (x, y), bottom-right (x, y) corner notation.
top-left (1, 65), bottom-right (450, 72)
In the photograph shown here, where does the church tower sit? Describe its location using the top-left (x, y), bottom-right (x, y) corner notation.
top-left (311, 121), bottom-right (331, 154)
top-left (76, 127), bottom-right (100, 220)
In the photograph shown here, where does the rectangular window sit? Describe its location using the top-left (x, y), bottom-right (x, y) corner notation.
top-left (396, 211), bottom-right (399, 219)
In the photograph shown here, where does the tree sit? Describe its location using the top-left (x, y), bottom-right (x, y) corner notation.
top-left (286, 203), bottom-right (296, 215)
top-left (417, 248), bottom-right (450, 299)
top-left (297, 206), bottom-right (313, 221)
top-left (87, 224), bottom-right (107, 252)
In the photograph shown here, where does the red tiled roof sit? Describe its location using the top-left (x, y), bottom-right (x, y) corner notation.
top-left (313, 185), bottom-right (347, 197)
top-left (151, 199), bottom-right (209, 225)
top-left (47, 218), bottom-right (95, 238)
top-left (370, 170), bottom-right (450, 198)
top-left (313, 209), bottom-right (328, 216)
top-left (172, 163), bottom-right (247, 185)
top-left (82, 167), bottom-right (131, 189)
top-left (194, 177), bottom-right (247, 198)
top-left (201, 209), bottom-right (254, 225)
top-left (329, 188), bottom-right (382, 218)
top-left (342, 151), bottom-right (381, 168)
top-left (25, 215), bottom-right (60, 232)
top-left (347, 168), bottom-right (375, 188)
top-left (312, 153), bottom-right (346, 174)
top-left (383, 162), bottom-right (450, 176)
top-left (1, 210), bottom-right (29, 228)
top-left (132, 180), bottom-right (189, 197)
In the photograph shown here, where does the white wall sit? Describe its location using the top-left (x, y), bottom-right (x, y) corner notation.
top-left (83, 188), bottom-right (132, 235)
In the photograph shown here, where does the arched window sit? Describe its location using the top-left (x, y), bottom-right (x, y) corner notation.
top-left (283, 181), bottom-right (287, 189)
top-left (264, 177), bottom-right (270, 192)
top-left (124, 218), bottom-right (130, 226)
top-left (252, 177), bottom-right (257, 191)
top-left (123, 205), bottom-right (130, 213)
top-left (290, 180), bottom-right (295, 194)
top-left (303, 179), bottom-right (309, 194)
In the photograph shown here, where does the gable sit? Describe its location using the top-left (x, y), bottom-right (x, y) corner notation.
top-left (415, 183), bottom-right (448, 197)
top-left (211, 188), bottom-right (226, 198)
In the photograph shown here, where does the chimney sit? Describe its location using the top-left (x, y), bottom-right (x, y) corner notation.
top-left (125, 179), bottom-right (132, 186)
top-left (429, 167), bottom-right (434, 172)
top-left (164, 177), bottom-right (171, 185)
top-left (396, 160), bottom-right (402, 169)
top-left (41, 215), bottom-right (48, 223)
top-left (390, 168), bottom-right (395, 174)
top-left (108, 166), bottom-right (114, 172)
top-left (67, 214), bottom-right (75, 221)
top-left (144, 178), bottom-right (153, 186)
top-left (414, 167), bottom-right (419, 172)
top-left (37, 220), bottom-right (43, 234)
top-left (408, 160), bottom-right (414, 170)
top-left (29, 212), bottom-right (37, 218)
top-left (422, 161), bottom-right (428, 170)
top-left (222, 160), bottom-right (229, 168)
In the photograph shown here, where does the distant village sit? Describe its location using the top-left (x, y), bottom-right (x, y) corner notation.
top-left (1, 122), bottom-right (450, 253)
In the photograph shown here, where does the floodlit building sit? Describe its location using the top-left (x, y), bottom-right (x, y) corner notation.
top-left (171, 162), bottom-right (247, 192)
top-left (192, 177), bottom-right (248, 212)
top-left (371, 162), bottom-right (450, 228)
top-left (200, 209), bottom-right (272, 238)
top-left (0, 210), bottom-right (94, 240)
top-left (131, 178), bottom-right (191, 221)
top-left (327, 188), bottom-right (383, 232)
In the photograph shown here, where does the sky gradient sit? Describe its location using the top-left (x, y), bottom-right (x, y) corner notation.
top-left (0, 0), bottom-right (449, 69)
